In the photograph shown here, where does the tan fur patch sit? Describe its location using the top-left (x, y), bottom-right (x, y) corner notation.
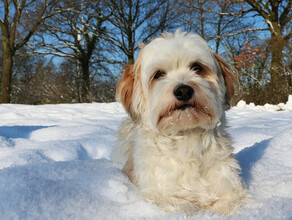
top-left (116, 65), bottom-right (135, 117)
top-left (214, 54), bottom-right (236, 108)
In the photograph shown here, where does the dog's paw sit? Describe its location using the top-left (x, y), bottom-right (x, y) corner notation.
top-left (209, 191), bottom-right (249, 216)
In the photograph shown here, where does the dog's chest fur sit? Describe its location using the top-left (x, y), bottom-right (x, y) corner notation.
top-left (131, 124), bottom-right (243, 210)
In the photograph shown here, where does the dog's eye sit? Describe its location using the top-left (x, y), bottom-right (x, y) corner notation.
top-left (153, 70), bottom-right (165, 79)
top-left (190, 63), bottom-right (203, 72)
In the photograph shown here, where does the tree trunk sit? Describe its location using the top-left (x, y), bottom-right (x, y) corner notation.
top-left (127, 28), bottom-right (134, 64)
top-left (215, 14), bottom-right (223, 54)
top-left (127, 0), bottom-right (134, 65)
top-left (127, 51), bottom-right (134, 65)
top-left (81, 59), bottom-right (91, 102)
top-left (268, 23), bottom-right (288, 104)
top-left (270, 28), bottom-right (285, 82)
top-left (76, 61), bottom-right (83, 103)
top-left (199, 0), bottom-right (205, 39)
top-left (1, 46), bottom-right (14, 103)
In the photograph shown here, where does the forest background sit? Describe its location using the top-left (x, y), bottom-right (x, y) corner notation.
top-left (0, 0), bottom-right (291, 105)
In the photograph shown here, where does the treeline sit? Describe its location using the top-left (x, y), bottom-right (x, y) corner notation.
top-left (0, 0), bottom-right (291, 105)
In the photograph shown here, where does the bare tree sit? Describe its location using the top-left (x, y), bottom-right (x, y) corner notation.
top-left (180, 0), bottom-right (211, 39)
top-left (0, 0), bottom-right (60, 103)
top-left (33, 0), bottom-right (112, 102)
top-left (11, 51), bottom-right (83, 104)
top-left (105, 0), bottom-right (178, 65)
top-left (180, 0), bottom-right (262, 54)
top-left (244, 0), bottom-right (292, 83)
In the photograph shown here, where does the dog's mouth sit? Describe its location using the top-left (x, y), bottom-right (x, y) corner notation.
top-left (175, 104), bottom-right (193, 111)
top-left (158, 103), bottom-right (196, 124)
top-left (157, 101), bottom-right (214, 131)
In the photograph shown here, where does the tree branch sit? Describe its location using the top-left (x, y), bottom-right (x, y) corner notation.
top-left (15, 0), bottom-right (48, 50)
top-left (211, 27), bottom-right (269, 40)
top-left (245, 0), bottom-right (270, 20)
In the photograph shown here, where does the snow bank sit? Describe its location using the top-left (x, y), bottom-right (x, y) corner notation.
top-left (285, 95), bottom-right (292, 111)
top-left (0, 159), bottom-right (163, 220)
top-left (0, 103), bottom-right (291, 219)
top-left (236, 130), bottom-right (292, 220)
top-left (234, 95), bottom-right (292, 112)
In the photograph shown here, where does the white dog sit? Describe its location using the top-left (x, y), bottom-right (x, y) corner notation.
top-left (111, 30), bottom-right (248, 216)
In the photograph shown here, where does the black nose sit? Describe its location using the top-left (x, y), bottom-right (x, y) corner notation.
top-left (173, 84), bottom-right (194, 102)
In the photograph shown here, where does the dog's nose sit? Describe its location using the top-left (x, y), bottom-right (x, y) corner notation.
top-left (173, 84), bottom-right (194, 102)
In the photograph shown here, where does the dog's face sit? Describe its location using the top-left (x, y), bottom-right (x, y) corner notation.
top-left (116, 31), bottom-right (235, 134)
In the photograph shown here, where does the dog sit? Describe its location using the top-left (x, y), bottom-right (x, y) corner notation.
top-left (111, 30), bottom-right (248, 216)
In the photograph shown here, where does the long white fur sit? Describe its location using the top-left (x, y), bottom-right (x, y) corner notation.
top-left (111, 30), bottom-right (249, 216)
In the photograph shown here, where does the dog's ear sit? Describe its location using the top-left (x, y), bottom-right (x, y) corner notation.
top-left (116, 65), bottom-right (137, 120)
top-left (214, 54), bottom-right (236, 109)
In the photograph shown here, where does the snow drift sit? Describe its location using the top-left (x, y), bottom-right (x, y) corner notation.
top-left (0, 102), bottom-right (291, 219)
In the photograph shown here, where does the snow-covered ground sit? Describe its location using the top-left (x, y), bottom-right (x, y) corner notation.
top-left (0, 101), bottom-right (291, 220)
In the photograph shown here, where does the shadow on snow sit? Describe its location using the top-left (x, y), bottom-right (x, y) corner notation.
top-left (0, 126), bottom-right (54, 139)
top-left (236, 138), bottom-right (271, 186)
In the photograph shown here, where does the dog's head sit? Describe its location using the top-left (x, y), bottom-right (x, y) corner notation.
top-left (116, 31), bottom-right (235, 134)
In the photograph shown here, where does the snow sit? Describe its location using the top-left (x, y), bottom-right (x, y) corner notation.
top-left (235, 96), bottom-right (292, 112)
top-left (0, 102), bottom-right (291, 219)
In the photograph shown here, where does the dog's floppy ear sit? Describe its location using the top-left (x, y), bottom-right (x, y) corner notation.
top-left (214, 54), bottom-right (236, 109)
top-left (116, 65), bottom-right (137, 120)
